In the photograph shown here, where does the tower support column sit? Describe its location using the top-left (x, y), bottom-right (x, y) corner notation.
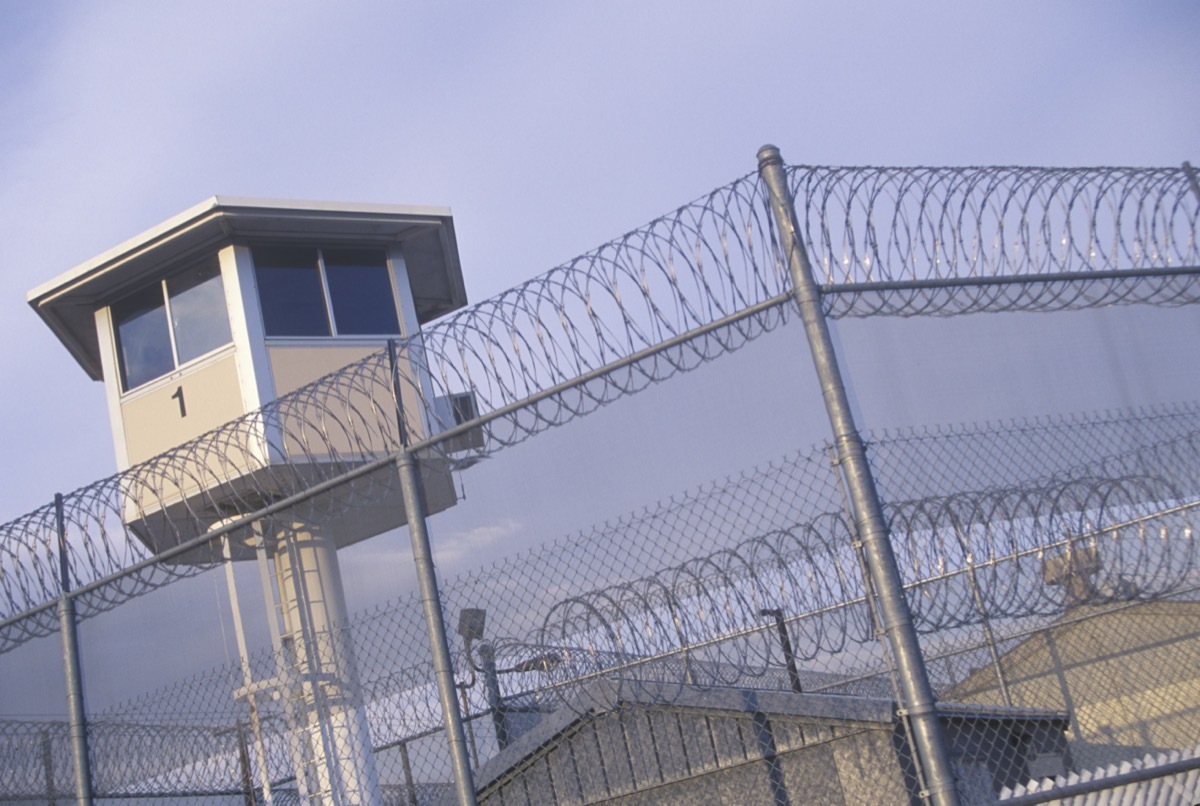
top-left (273, 524), bottom-right (382, 805)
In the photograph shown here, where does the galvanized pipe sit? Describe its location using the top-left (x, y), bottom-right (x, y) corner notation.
top-left (398, 741), bottom-right (418, 806)
top-left (476, 643), bottom-right (509, 749)
top-left (1185, 161), bottom-right (1200, 203)
top-left (56, 493), bottom-right (92, 806)
top-left (965, 562), bottom-right (1013, 708)
top-left (760, 608), bottom-right (803, 693)
top-left (390, 339), bottom-right (477, 806)
top-left (395, 451), bottom-right (478, 806)
top-left (1003, 751), bottom-right (1200, 805)
top-left (757, 145), bottom-right (960, 806)
top-left (221, 534), bottom-right (275, 804)
top-left (820, 263), bottom-right (1200, 297)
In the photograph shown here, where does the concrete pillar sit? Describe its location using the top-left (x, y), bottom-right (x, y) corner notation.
top-left (273, 524), bottom-right (382, 805)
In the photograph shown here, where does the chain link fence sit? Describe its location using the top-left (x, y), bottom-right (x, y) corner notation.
top-left (1, 153), bottom-right (1199, 804)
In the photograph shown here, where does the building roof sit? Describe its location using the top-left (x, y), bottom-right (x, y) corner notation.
top-left (477, 677), bottom-right (1070, 794)
top-left (27, 196), bottom-right (467, 379)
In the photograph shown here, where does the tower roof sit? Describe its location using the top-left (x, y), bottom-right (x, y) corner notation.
top-left (28, 196), bottom-right (467, 379)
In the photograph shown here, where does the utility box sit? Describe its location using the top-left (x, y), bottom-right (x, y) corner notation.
top-left (28, 197), bottom-right (469, 557)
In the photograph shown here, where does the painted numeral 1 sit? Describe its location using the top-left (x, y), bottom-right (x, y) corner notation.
top-left (171, 385), bottom-right (187, 418)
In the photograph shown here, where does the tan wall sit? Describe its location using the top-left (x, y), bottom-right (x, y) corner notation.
top-left (268, 345), bottom-right (380, 398)
top-left (121, 352), bottom-right (246, 466)
top-left (946, 604), bottom-right (1200, 771)
top-left (117, 344), bottom-right (448, 554)
top-left (268, 344), bottom-right (429, 461)
top-left (479, 705), bottom-right (909, 806)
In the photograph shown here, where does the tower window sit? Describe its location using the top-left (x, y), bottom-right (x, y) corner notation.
top-left (252, 246), bottom-right (400, 338)
top-left (112, 258), bottom-right (232, 391)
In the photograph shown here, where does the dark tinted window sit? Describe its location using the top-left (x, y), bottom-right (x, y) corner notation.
top-left (324, 248), bottom-right (400, 335)
top-left (113, 284), bottom-right (174, 390)
top-left (167, 258), bottom-right (232, 363)
top-left (252, 246), bottom-right (331, 337)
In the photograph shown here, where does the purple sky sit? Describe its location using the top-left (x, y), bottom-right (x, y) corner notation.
top-left (0, 0), bottom-right (1199, 721)
top-left (2, 2), bottom-right (1197, 518)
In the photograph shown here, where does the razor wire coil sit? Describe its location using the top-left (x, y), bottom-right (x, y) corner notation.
top-left (0, 162), bottom-right (1197, 654)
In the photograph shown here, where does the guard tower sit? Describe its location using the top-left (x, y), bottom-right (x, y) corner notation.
top-left (28, 197), bottom-right (471, 803)
top-left (29, 197), bottom-right (466, 553)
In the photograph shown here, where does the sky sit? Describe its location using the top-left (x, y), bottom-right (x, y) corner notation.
top-left (2, 1), bottom-right (1198, 519)
top-left (0, 1), bottom-right (1199, 717)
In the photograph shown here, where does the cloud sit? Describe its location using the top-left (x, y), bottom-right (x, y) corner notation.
top-left (433, 518), bottom-right (524, 572)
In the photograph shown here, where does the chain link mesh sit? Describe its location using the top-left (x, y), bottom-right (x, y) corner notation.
top-left (1, 160), bottom-right (1199, 803)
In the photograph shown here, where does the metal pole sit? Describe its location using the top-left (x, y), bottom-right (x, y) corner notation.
top-left (55, 493), bottom-right (93, 806)
top-left (398, 741), bottom-right (418, 806)
top-left (222, 535), bottom-right (275, 803)
top-left (459, 681), bottom-right (480, 768)
top-left (665, 599), bottom-right (695, 685)
top-left (255, 532), bottom-right (312, 802)
top-left (389, 340), bottom-right (477, 806)
top-left (1183, 161), bottom-right (1200, 203)
top-left (757, 145), bottom-right (960, 806)
top-left (476, 643), bottom-right (509, 750)
top-left (236, 721), bottom-right (256, 806)
top-left (964, 562), bottom-right (1012, 708)
top-left (41, 729), bottom-right (55, 805)
top-left (760, 609), bottom-right (802, 693)
top-left (396, 452), bottom-right (478, 805)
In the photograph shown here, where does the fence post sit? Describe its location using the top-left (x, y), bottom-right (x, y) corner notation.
top-left (757, 146), bottom-right (960, 806)
top-left (55, 493), bottom-right (93, 805)
top-left (965, 560), bottom-right (1013, 708)
top-left (1183, 161), bottom-right (1200, 203)
top-left (476, 643), bottom-right (509, 750)
top-left (398, 740), bottom-right (418, 806)
top-left (389, 341), bottom-right (478, 806)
